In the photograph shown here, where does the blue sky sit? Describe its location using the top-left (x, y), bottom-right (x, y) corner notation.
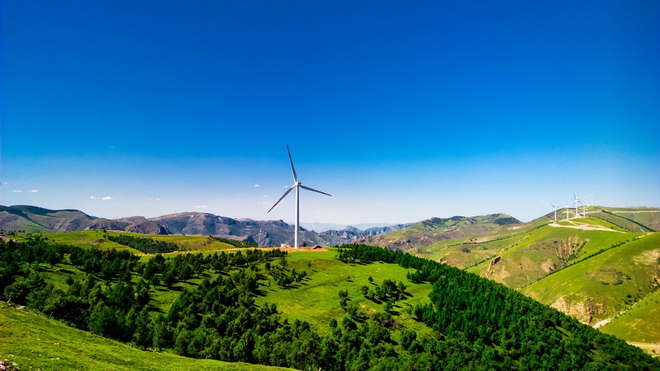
top-left (2, 1), bottom-right (659, 226)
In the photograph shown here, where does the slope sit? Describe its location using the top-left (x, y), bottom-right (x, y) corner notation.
top-left (598, 207), bottom-right (660, 232)
top-left (12, 230), bottom-right (239, 254)
top-left (358, 214), bottom-right (521, 252)
top-left (0, 302), bottom-right (289, 370)
top-left (466, 221), bottom-right (641, 289)
top-left (520, 232), bottom-right (659, 326)
top-left (0, 205), bottom-right (95, 232)
top-left (601, 289), bottom-right (660, 353)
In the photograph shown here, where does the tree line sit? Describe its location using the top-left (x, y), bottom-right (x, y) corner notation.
top-left (105, 234), bottom-right (180, 254)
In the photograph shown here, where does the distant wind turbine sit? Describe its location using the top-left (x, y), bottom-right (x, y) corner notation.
top-left (565, 205), bottom-right (570, 220)
top-left (550, 204), bottom-right (559, 222)
top-left (585, 194), bottom-right (595, 207)
top-left (267, 145), bottom-right (331, 249)
top-left (573, 193), bottom-right (581, 218)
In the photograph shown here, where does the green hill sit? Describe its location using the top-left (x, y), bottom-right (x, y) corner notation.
top-left (520, 232), bottom-right (659, 326)
top-left (11, 230), bottom-right (239, 255)
top-left (0, 301), bottom-right (289, 370)
top-left (601, 289), bottom-right (660, 353)
top-left (467, 223), bottom-right (641, 289)
top-left (388, 209), bottom-right (659, 354)
top-left (1, 234), bottom-right (657, 369)
top-left (598, 207), bottom-right (660, 232)
top-left (359, 213), bottom-right (521, 252)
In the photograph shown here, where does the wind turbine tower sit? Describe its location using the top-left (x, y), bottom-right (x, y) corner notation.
top-left (565, 205), bottom-right (570, 220)
top-left (267, 145), bottom-right (331, 249)
top-left (551, 204), bottom-right (559, 222)
top-left (573, 193), bottom-right (581, 218)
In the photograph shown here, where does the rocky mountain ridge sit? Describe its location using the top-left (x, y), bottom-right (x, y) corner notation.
top-left (0, 205), bottom-right (414, 247)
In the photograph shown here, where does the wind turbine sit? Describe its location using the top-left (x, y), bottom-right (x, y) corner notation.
top-left (565, 204), bottom-right (570, 220)
top-left (267, 145), bottom-right (331, 249)
top-left (573, 193), bottom-right (581, 218)
top-left (550, 204), bottom-right (559, 222)
top-left (585, 194), bottom-right (595, 208)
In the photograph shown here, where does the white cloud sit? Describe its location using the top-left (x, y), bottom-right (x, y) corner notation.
top-left (12, 190), bottom-right (23, 193)
top-left (195, 205), bottom-right (209, 209)
top-left (155, 197), bottom-right (160, 201)
top-left (90, 196), bottom-right (96, 199)
top-left (102, 196), bottom-right (112, 200)
top-left (254, 184), bottom-right (261, 187)
top-left (30, 190), bottom-right (39, 193)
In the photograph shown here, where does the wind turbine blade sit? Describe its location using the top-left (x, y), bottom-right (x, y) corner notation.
top-left (299, 184), bottom-right (332, 197)
top-left (286, 145), bottom-right (298, 182)
top-left (267, 187), bottom-right (295, 213)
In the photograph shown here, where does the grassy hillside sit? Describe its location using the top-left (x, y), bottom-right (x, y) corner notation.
top-left (360, 214), bottom-right (521, 251)
top-left (600, 207), bottom-right (660, 232)
top-left (0, 301), bottom-right (289, 370)
top-left (2, 235), bottom-right (658, 369)
top-left (520, 232), bottom-right (659, 326)
top-left (394, 210), bottom-right (659, 353)
top-left (413, 219), bottom-right (549, 268)
top-left (12, 230), bottom-right (238, 254)
top-left (466, 224), bottom-right (640, 289)
top-left (601, 289), bottom-right (660, 346)
top-left (253, 250), bottom-right (433, 336)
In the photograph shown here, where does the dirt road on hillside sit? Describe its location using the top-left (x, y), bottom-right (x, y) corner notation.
top-left (547, 222), bottom-right (624, 233)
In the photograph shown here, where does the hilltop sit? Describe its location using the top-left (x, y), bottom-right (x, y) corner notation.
top-left (358, 213), bottom-right (521, 252)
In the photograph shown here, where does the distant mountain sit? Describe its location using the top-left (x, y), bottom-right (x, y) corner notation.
top-left (358, 213), bottom-right (521, 251)
top-left (300, 222), bottom-right (407, 233)
top-left (320, 223), bottom-right (417, 241)
top-left (0, 205), bottom-right (95, 232)
top-left (0, 205), bottom-right (374, 247)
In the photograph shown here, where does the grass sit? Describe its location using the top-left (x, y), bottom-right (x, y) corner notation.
top-left (22, 231), bottom-right (142, 254)
top-left (110, 232), bottom-right (237, 252)
top-left (146, 248), bottom-right (435, 339)
top-left (520, 232), bottom-right (660, 327)
top-left (463, 222), bottom-right (640, 289)
top-left (569, 217), bottom-right (630, 232)
top-left (14, 231), bottom-right (237, 254)
top-left (0, 301), bottom-right (290, 370)
top-left (601, 289), bottom-right (660, 344)
top-left (255, 249), bottom-right (433, 337)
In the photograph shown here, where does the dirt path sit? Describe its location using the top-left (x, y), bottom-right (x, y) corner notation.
top-left (593, 318), bottom-right (612, 329)
top-left (547, 222), bottom-right (624, 233)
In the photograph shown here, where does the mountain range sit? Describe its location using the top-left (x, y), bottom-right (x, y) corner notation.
top-left (0, 205), bottom-right (415, 247)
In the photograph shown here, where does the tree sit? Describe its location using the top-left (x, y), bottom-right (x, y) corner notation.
top-left (132, 306), bottom-right (152, 347)
top-left (174, 329), bottom-right (192, 356)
